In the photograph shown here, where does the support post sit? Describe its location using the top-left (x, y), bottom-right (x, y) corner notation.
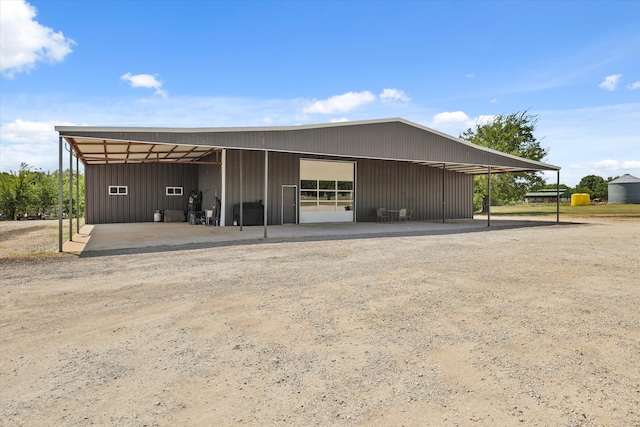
top-left (76, 155), bottom-right (80, 233)
top-left (240, 150), bottom-right (243, 231)
top-left (487, 166), bottom-right (491, 227)
top-left (264, 150), bottom-right (268, 239)
top-left (442, 164), bottom-right (446, 223)
top-left (69, 146), bottom-right (73, 242)
top-left (58, 137), bottom-right (63, 252)
top-left (557, 170), bottom-right (560, 224)
top-left (220, 149), bottom-right (226, 226)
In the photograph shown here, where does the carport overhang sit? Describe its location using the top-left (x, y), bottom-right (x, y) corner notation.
top-left (55, 118), bottom-right (561, 251)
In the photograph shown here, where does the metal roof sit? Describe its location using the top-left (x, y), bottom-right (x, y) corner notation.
top-left (608, 174), bottom-right (640, 184)
top-left (55, 118), bottom-right (560, 175)
top-left (525, 189), bottom-right (570, 197)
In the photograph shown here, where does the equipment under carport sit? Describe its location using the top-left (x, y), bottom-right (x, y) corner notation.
top-left (164, 210), bottom-right (185, 222)
top-left (233, 202), bottom-right (264, 226)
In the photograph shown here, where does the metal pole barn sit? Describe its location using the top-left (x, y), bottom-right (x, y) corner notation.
top-left (58, 137), bottom-right (63, 252)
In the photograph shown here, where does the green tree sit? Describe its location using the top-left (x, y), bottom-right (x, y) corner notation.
top-left (51, 169), bottom-right (86, 217)
top-left (0, 163), bottom-right (35, 220)
top-left (0, 165), bottom-right (85, 220)
top-left (460, 111), bottom-right (549, 211)
top-left (0, 172), bottom-right (17, 219)
top-left (32, 171), bottom-right (58, 216)
top-left (575, 174), bottom-right (610, 200)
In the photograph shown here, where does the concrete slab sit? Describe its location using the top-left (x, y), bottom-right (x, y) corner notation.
top-left (62, 217), bottom-right (561, 256)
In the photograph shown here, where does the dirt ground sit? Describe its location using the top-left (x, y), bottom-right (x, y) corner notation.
top-left (1, 218), bottom-right (639, 426)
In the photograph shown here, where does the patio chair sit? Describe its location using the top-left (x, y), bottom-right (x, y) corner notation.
top-left (377, 208), bottom-right (389, 223)
top-left (398, 208), bottom-right (409, 223)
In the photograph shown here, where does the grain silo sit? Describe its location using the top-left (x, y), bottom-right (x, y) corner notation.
top-left (608, 174), bottom-right (640, 204)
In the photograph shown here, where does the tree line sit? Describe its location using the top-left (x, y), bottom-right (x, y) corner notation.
top-left (0, 163), bottom-right (84, 220)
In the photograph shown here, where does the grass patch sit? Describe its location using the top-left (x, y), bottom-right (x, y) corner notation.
top-left (488, 203), bottom-right (640, 217)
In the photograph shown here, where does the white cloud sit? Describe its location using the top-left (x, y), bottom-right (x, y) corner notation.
top-left (599, 74), bottom-right (622, 91)
top-left (466, 72), bottom-right (475, 78)
top-left (121, 72), bottom-right (168, 97)
top-left (0, 0), bottom-right (75, 77)
top-left (622, 160), bottom-right (640, 169)
top-left (330, 118), bottom-right (349, 123)
top-left (591, 159), bottom-right (621, 169)
top-left (433, 111), bottom-right (470, 124)
top-left (475, 115), bottom-right (496, 126)
top-left (627, 81), bottom-right (640, 90)
top-left (302, 91), bottom-right (376, 114)
top-left (379, 88), bottom-right (410, 103)
top-left (0, 119), bottom-right (79, 172)
top-left (568, 159), bottom-right (640, 174)
top-left (430, 112), bottom-right (497, 135)
top-left (489, 98), bottom-right (497, 104)
top-left (0, 119), bottom-right (76, 143)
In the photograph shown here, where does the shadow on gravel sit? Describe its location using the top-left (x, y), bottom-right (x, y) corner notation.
top-left (78, 220), bottom-right (586, 258)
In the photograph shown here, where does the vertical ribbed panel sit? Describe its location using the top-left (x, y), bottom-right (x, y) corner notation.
top-left (356, 159), bottom-right (473, 221)
top-left (86, 152), bottom-right (473, 224)
top-left (85, 163), bottom-right (197, 223)
top-left (225, 150), bottom-right (300, 225)
top-left (197, 153), bottom-right (222, 212)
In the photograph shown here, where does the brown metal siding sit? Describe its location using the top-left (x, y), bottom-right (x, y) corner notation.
top-left (222, 150), bottom-right (473, 225)
top-left (224, 150), bottom-right (300, 225)
top-left (356, 159), bottom-right (473, 221)
top-left (85, 163), bottom-right (197, 223)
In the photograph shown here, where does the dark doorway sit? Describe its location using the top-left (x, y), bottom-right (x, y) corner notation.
top-left (282, 185), bottom-right (297, 224)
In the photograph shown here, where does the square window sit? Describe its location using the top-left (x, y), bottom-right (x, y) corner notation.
top-left (166, 187), bottom-right (183, 196)
top-left (108, 186), bottom-right (128, 195)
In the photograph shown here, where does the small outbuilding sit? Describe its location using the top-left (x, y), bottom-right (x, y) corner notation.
top-left (608, 174), bottom-right (640, 204)
top-left (524, 188), bottom-right (571, 203)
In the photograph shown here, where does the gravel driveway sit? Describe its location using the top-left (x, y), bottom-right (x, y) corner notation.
top-left (1, 218), bottom-right (639, 426)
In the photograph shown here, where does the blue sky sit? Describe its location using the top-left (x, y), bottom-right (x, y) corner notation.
top-left (1, 0), bottom-right (639, 186)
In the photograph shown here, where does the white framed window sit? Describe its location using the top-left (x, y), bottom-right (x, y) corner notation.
top-left (108, 185), bottom-right (128, 195)
top-left (166, 186), bottom-right (183, 196)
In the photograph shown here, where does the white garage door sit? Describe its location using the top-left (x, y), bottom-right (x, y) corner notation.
top-left (299, 159), bottom-right (355, 223)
